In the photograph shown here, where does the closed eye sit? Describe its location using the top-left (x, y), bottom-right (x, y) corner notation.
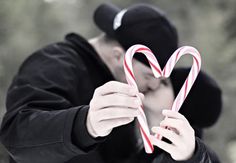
top-left (160, 79), bottom-right (169, 86)
top-left (144, 73), bottom-right (153, 80)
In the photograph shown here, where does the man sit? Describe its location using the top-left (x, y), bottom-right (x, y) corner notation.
top-left (0, 3), bottom-right (221, 163)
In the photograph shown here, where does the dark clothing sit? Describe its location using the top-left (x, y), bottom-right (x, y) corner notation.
top-left (0, 33), bottom-right (220, 163)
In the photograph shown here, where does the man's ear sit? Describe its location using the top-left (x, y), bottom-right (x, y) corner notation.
top-left (112, 46), bottom-right (125, 65)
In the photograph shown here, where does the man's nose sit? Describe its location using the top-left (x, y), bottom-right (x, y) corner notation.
top-left (147, 78), bottom-right (160, 91)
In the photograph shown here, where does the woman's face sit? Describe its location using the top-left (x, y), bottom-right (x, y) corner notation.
top-left (143, 78), bottom-right (175, 126)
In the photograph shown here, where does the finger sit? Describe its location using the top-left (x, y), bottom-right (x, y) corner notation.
top-left (96, 107), bottom-right (139, 121)
top-left (160, 118), bottom-right (188, 134)
top-left (162, 110), bottom-right (187, 121)
top-left (95, 81), bottom-right (138, 96)
top-left (150, 135), bottom-right (175, 154)
top-left (95, 93), bottom-right (141, 110)
top-left (100, 117), bottom-right (134, 131)
top-left (138, 93), bottom-right (145, 101)
top-left (151, 127), bottom-right (180, 145)
top-left (152, 126), bottom-right (162, 134)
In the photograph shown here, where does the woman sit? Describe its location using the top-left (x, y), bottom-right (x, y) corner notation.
top-left (99, 67), bottom-right (222, 163)
top-left (144, 67), bottom-right (222, 162)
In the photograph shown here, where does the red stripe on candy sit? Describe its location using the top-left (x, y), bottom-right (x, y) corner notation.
top-left (184, 79), bottom-right (188, 99)
top-left (149, 61), bottom-right (162, 75)
top-left (136, 47), bottom-right (152, 53)
top-left (124, 59), bottom-right (135, 81)
top-left (139, 124), bottom-right (154, 152)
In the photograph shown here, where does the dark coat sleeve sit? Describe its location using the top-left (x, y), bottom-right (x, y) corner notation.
top-left (0, 43), bottom-right (98, 163)
top-left (152, 137), bottom-right (220, 163)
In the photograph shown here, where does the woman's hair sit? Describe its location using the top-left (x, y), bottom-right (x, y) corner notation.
top-left (170, 68), bottom-right (222, 128)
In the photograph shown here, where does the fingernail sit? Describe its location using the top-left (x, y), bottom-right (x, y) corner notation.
top-left (139, 93), bottom-right (145, 100)
top-left (138, 97), bottom-right (143, 105)
top-left (151, 127), bottom-right (158, 132)
top-left (162, 109), bottom-right (168, 114)
top-left (135, 110), bottom-right (140, 116)
top-left (139, 92), bottom-right (144, 96)
top-left (160, 121), bottom-right (164, 126)
top-left (135, 99), bottom-right (141, 107)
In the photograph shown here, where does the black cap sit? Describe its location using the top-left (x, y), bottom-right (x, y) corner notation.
top-left (94, 3), bottom-right (178, 69)
top-left (170, 68), bottom-right (222, 128)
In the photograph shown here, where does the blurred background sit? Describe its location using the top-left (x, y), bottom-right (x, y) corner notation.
top-left (0, 0), bottom-right (236, 162)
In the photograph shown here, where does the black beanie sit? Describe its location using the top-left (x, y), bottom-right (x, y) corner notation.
top-left (170, 68), bottom-right (222, 128)
top-left (93, 3), bottom-right (178, 69)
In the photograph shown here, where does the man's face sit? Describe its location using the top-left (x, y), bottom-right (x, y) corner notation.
top-left (132, 59), bottom-right (165, 93)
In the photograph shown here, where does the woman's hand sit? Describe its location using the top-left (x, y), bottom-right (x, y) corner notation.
top-left (150, 109), bottom-right (196, 161)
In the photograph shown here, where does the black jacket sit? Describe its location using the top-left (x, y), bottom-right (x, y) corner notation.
top-left (0, 33), bottom-right (220, 163)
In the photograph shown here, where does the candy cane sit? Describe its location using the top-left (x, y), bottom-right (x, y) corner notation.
top-left (163, 46), bottom-right (201, 112)
top-left (123, 44), bottom-right (201, 153)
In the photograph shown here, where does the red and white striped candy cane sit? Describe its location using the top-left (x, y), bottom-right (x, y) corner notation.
top-left (163, 46), bottom-right (201, 112)
top-left (123, 44), bottom-right (201, 153)
top-left (124, 45), bottom-right (162, 153)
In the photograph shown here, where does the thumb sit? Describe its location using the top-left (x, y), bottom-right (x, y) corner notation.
top-left (138, 93), bottom-right (145, 102)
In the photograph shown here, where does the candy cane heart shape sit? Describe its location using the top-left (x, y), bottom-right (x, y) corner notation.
top-left (123, 44), bottom-right (201, 154)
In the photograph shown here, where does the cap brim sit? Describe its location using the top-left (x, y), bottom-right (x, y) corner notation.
top-left (94, 3), bottom-right (121, 38)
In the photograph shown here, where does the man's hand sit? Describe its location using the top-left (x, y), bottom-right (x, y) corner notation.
top-left (87, 81), bottom-right (143, 138)
top-left (150, 110), bottom-right (195, 161)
